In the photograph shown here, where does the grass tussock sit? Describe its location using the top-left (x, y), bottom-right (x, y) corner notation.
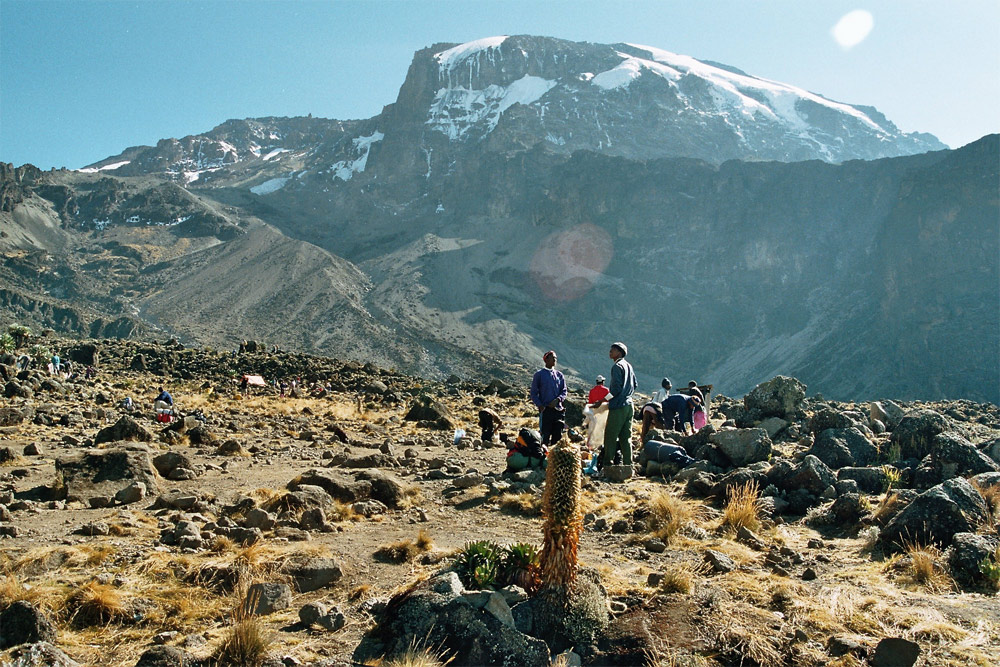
top-left (497, 492), bottom-right (542, 517)
top-left (712, 601), bottom-right (784, 667)
top-left (647, 490), bottom-right (699, 542)
top-left (214, 602), bottom-right (272, 667)
top-left (643, 647), bottom-right (711, 667)
top-left (328, 499), bottom-right (360, 522)
top-left (379, 637), bottom-right (454, 667)
top-left (971, 479), bottom-right (1000, 523)
top-left (871, 492), bottom-right (901, 526)
top-left (899, 541), bottom-right (954, 593)
top-left (719, 481), bottom-right (761, 534)
top-left (657, 566), bottom-right (698, 595)
top-left (66, 581), bottom-right (125, 627)
top-left (375, 530), bottom-right (434, 564)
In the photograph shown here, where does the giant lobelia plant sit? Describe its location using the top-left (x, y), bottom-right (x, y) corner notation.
top-left (539, 437), bottom-right (583, 595)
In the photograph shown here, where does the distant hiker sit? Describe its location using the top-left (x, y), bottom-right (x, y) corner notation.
top-left (661, 393), bottom-right (702, 435)
top-left (530, 350), bottom-right (567, 446)
top-left (50, 353), bottom-right (60, 375)
top-left (506, 428), bottom-right (547, 471)
top-left (593, 342), bottom-right (637, 472)
top-left (85, 365), bottom-right (96, 379)
top-left (686, 380), bottom-right (704, 403)
top-left (652, 377), bottom-right (672, 404)
top-left (154, 386), bottom-right (174, 411)
top-left (588, 375), bottom-right (610, 405)
top-left (477, 407), bottom-right (503, 444)
top-left (121, 396), bottom-right (135, 413)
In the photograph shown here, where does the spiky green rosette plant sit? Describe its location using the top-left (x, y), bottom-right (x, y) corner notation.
top-left (539, 437), bottom-right (583, 595)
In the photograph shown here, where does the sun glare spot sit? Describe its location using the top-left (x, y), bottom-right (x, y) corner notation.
top-left (832, 10), bottom-right (874, 50)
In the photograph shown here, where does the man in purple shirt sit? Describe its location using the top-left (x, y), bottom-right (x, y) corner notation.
top-left (530, 350), bottom-right (567, 446)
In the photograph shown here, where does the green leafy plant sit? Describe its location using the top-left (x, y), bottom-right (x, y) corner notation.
top-left (0, 333), bottom-right (15, 354)
top-left (880, 441), bottom-right (902, 464)
top-left (29, 344), bottom-right (52, 366)
top-left (980, 547), bottom-right (1000, 591)
top-left (6, 324), bottom-right (31, 348)
top-left (501, 542), bottom-right (540, 593)
top-left (880, 465), bottom-right (902, 494)
top-left (454, 540), bottom-right (503, 589)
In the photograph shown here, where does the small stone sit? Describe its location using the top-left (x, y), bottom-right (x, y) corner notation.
top-left (644, 538), bottom-right (667, 553)
top-left (243, 582), bottom-right (292, 615)
top-left (647, 572), bottom-right (665, 587)
top-left (316, 609), bottom-right (346, 631)
top-left (801, 567), bottom-right (818, 581)
top-left (870, 637), bottom-right (921, 667)
top-left (704, 549), bottom-right (735, 573)
top-left (298, 602), bottom-right (327, 626)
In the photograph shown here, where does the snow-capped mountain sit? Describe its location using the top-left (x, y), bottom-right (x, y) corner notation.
top-left (85, 35), bottom-right (944, 187)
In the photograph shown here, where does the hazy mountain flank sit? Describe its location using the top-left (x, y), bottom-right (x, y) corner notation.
top-left (1, 36), bottom-right (996, 402)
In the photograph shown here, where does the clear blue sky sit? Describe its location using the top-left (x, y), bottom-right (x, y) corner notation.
top-left (2, 0), bottom-right (997, 170)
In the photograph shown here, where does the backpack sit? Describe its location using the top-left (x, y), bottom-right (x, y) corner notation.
top-left (515, 428), bottom-right (546, 459)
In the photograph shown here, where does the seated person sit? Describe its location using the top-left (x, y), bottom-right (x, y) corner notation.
top-left (154, 386), bottom-right (174, 412)
top-left (506, 428), bottom-right (548, 471)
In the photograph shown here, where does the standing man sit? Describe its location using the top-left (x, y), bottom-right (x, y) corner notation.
top-left (530, 350), bottom-right (567, 446)
top-left (595, 342), bottom-right (637, 470)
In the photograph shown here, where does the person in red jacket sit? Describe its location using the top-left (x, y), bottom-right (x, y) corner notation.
top-left (588, 375), bottom-right (610, 405)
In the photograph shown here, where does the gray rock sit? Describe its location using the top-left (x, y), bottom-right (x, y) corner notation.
top-left (737, 526), bottom-right (767, 551)
top-left (603, 464), bottom-right (633, 483)
top-left (55, 446), bottom-right (160, 502)
top-left (94, 415), bottom-right (153, 445)
top-left (644, 538), bottom-right (667, 553)
top-left (777, 455), bottom-right (837, 496)
top-left (828, 493), bottom-right (867, 525)
top-left (704, 549), bottom-right (736, 573)
top-left (890, 409), bottom-right (948, 459)
top-left (758, 417), bottom-right (789, 439)
top-left (152, 451), bottom-right (192, 478)
top-left (453, 473), bottom-right (484, 489)
top-left (429, 571), bottom-right (464, 596)
top-left (0, 601), bottom-right (57, 649)
top-left (354, 469), bottom-right (408, 508)
top-left (352, 499), bottom-right (388, 516)
top-left (870, 637), bottom-right (920, 667)
top-left (298, 601), bottom-right (328, 626)
top-left (115, 481), bottom-right (147, 505)
top-left (298, 507), bottom-right (331, 532)
top-left (216, 526), bottom-right (263, 546)
top-left (243, 582), bottom-right (291, 615)
top-left (871, 401), bottom-right (905, 430)
top-left (5, 641), bottom-right (81, 666)
top-left (837, 466), bottom-right (888, 494)
top-left (711, 428), bottom-right (772, 467)
top-left (983, 437), bottom-right (1000, 466)
top-left (243, 508), bottom-right (276, 530)
top-left (316, 609), bottom-right (346, 631)
top-left (881, 478), bottom-right (989, 549)
top-left (133, 645), bottom-right (196, 667)
top-left (742, 376), bottom-right (806, 418)
top-left (283, 556), bottom-right (344, 592)
top-left (809, 428), bottom-right (878, 469)
top-left (288, 469), bottom-right (372, 503)
top-left (484, 591), bottom-right (515, 629)
top-left (946, 532), bottom-right (1000, 591)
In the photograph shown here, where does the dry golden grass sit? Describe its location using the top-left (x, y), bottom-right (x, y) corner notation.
top-left (13, 544), bottom-right (117, 576)
top-left (712, 601), bottom-right (784, 667)
top-left (375, 530), bottom-right (435, 563)
top-left (871, 492), bottom-right (901, 525)
top-left (718, 481), bottom-right (761, 534)
top-left (497, 491), bottom-right (543, 516)
top-left (657, 565), bottom-right (698, 594)
top-left (66, 581), bottom-right (126, 627)
top-left (378, 637), bottom-right (454, 667)
top-left (899, 541), bottom-right (954, 593)
top-left (643, 647), bottom-right (711, 667)
top-left (0, 570), bottom-right (45, 608)
top-left (328, 499), bottom-right (360, 522)
top-left (214, 601), bottom-right (273, 667)
top-left (971, 479), bottom-right (1000, 523)
top-left (647, 490), bottom-right (700, 542)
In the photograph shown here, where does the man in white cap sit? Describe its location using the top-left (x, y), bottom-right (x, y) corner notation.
top-left (592, 342), bottom-right (637, 472)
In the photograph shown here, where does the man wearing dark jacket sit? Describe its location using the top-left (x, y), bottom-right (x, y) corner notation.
top-left (530, 350), bottom-right (567, 446)
top-left (593, 342), bottom-right (637, 470)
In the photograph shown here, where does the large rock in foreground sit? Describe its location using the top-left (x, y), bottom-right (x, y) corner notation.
top-left (54, 446), bottom-right (160, 502)
top-left (743, 376), bottom-right (806, 419)
top-left (880, 478), bottom-right (989, 550)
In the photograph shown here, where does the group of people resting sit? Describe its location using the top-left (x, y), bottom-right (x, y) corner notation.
top-left (503, 342), bottom-right (706, 473)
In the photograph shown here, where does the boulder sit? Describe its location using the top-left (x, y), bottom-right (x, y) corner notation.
top-left (54, 446), bottom-right (160, 502)
top-left (890, 409), bottom-right (948, 459)
top-left (758, 417), bottom-right (789, 439)
top-left (0, 601), bottom-right (57, 649)
top-left (114, 481), bottom-right (147, 505)
top-left (282, 555), bottom-right (344, 592)
top-left (94, 415), bottom-right (153, 445)
top-left (743, 376), bottom-right (806, 419)
top-left (827, 493), bottom-right (867, 525)
top-left (355, 469), bottom-right (409, 508)
top-left (243, 582), bottom-right (291, 615)
top-left (711, 428), bottom-right (772, 467)
top-left (5, 641), bottom-right (81, 666)
top-left (403, 395), bottom-right (456, 429)
top-left (288, 469), bottom-right (372, 503)
top-left (809, 428), bottom-right (878, 469)
top-left (151, 451), bottom-right (193, 478)
top-left (982, 437), bottom-right (1000, 465)
top-left (776, 455), bottom-right (836, 496)
top-left (133, 645), bottom-right (196, 667)
top-left (946, 532), bottom-right (1000, 591)
top-left (808, 408), bottom-right (868, 434)
top-left (838, 466), bottom-right (891, 494)
top-left (880, 478), bottom-right (989, 550)
top-left (871, 401), bottom-right (905, 430)
top-left (0, 407), bottom-right (25, 427)
top-left (870, 637), bottom-right (921, 667)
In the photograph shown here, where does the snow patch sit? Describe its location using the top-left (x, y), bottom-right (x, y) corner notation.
top-left (329, 131), bottom-right (384, 181)
top-left (434, 36), bottom-right (508, 70)
top-left (262, 148), bottom-right (289, 161)
top-left (250, 177), bottom-right (291, 195)
top-left (427, 75), bottom-right (557, 140)
top-left (77, 160), bottom-right (130, 173)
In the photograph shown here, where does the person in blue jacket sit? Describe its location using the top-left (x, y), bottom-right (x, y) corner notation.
top-left (529, 350), bottom-right (567, 446)
top-left (661, 393), bottom-right (702, 434)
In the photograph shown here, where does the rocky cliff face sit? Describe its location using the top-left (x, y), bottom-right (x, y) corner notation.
top-left (2, 37), bottom-right (994, 402)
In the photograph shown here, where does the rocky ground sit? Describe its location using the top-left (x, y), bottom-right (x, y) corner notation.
top-left (1, 337), bottom-right (999, 667)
